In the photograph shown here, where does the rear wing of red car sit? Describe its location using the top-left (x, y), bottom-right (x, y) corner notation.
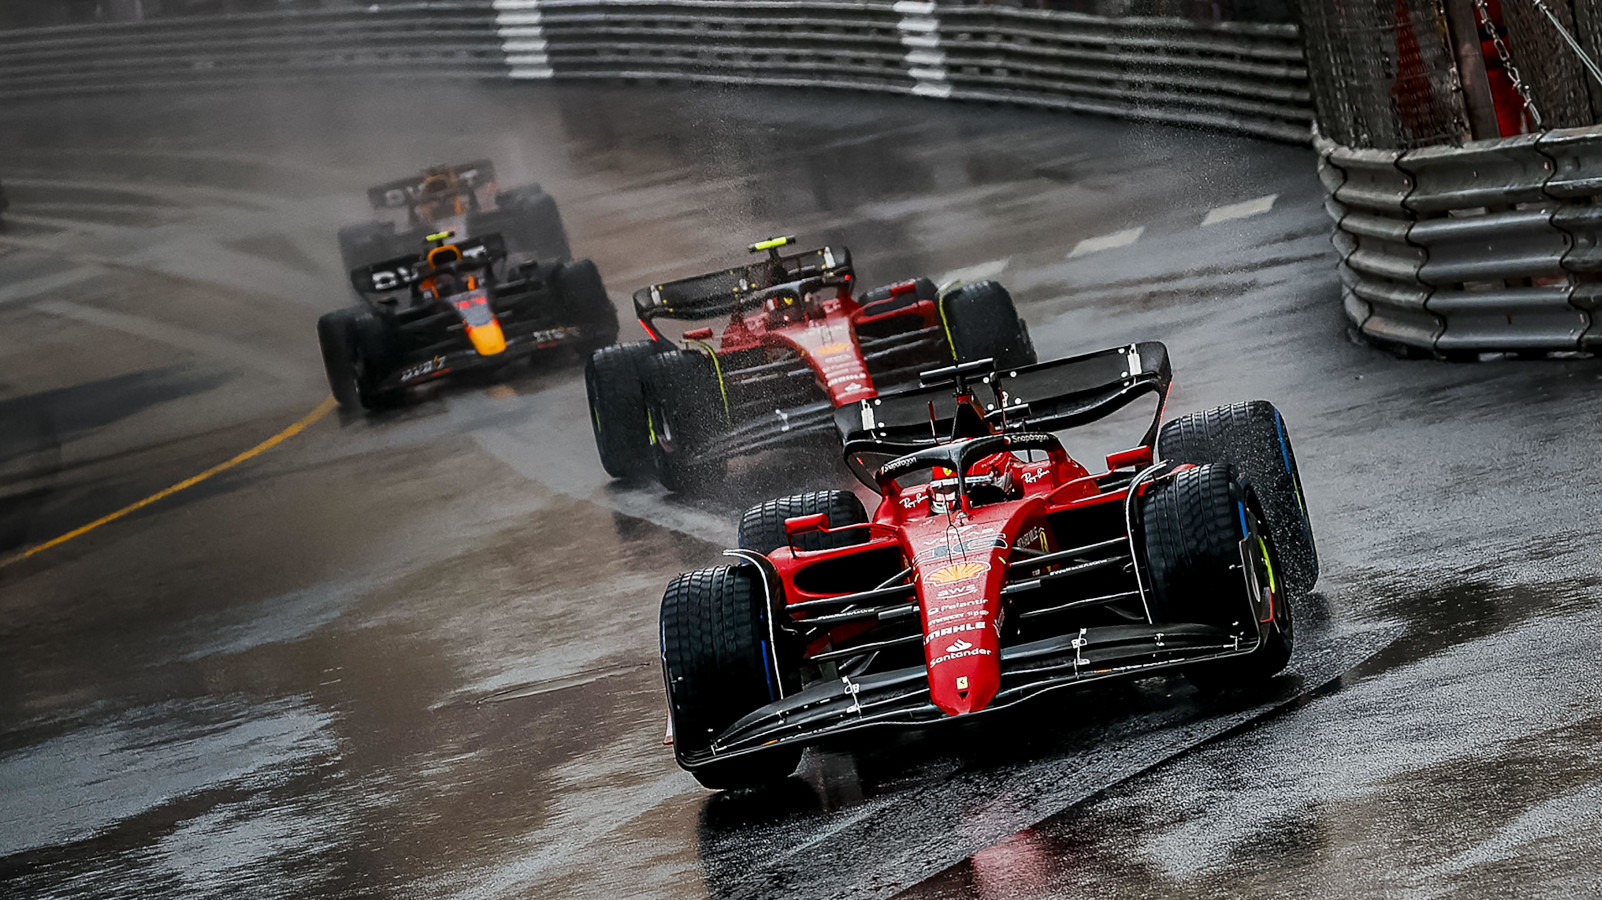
top-left (835, 342), bottom-right (1172, 481)
top-left (631, 243), bottom-right (853, 324)
top-left (365, 160), bottom-right (497, 211)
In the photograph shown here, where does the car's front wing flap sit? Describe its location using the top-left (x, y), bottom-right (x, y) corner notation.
top-left (677, 621), bottom-right (1265, 770)
top-left (378, 321), bottom-right (597, 390)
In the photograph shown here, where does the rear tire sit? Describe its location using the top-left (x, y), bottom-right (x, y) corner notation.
top-left (938, 280), bottom-right (1036, 369)
top-left (491, 184), bottom-right (571, 261)
top-left (337, 222), bottom-right (398, 273)
top-left (585, 342), bottom-right (656, 479)
top-left (317, 306), bottom-right (404, 411)
top-left (661, 565), bottom-right (803, 790)
top-left (1141, 464), bottom-right (1292, 686)
top-left (553, 258), bottom-right (619, 351)
top-left (644, 350), bottom-right (727, 492)
top-left (737, 491), bottom-right (870, 555)
top-left (1158, 401), bottom-right (1317, 596)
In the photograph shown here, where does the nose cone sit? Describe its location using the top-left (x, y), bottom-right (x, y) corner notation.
top-left (466, 320), bottom-right (506, 356)
top-left (928, 656), bottom-right (1000, 716)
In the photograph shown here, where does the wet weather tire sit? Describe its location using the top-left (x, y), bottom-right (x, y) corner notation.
top-left (644, 351), bottom-right (726, 492)
top-left (316, 306), bottom-right (403, 411)
top-left (661, 565), bottom-right (802, 790)
top-left (585, 342), bottom-right (656, 479)
top-left (1158, 401), bottom-right (1317, 596)
top-left (939, 280), bottom-right (1036, 369)
top-left (1141, 464), bottom-right (1292, 686)
top-left (492, 185), bottom-right (571, 261)
top-left (553, 258), bottom-right (619, 352)
top-left (737, 491), bottom-right (870, 555)
top-left (337, 222), bottom-right (399, 273)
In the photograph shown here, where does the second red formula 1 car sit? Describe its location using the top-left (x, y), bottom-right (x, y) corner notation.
top-left (585, 236), bottom-right (1036, 490)
top-left (659, 343), bottom-right (1318, 789)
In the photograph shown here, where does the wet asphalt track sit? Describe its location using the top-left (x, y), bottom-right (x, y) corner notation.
top-left (1, 82), bottom-right (1600, 899)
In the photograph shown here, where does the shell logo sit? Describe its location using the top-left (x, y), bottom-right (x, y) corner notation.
top-left (814, 342), bottom-right (851, 356)
top-left (926, 562), bottom-right (989, 584)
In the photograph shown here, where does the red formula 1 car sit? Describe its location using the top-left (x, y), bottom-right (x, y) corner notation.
top-left (584, 236), bottom-right (1035, 490)
top-left (659, 343), bottom-right (1318, 789)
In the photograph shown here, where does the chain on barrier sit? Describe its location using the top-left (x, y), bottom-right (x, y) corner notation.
top-left (1475, 0), bottom-right (1543, 128)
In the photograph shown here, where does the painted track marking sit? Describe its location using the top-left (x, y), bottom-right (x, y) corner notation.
top-left (937, 257), bottom-right (1011, 286)
top-left (0, 396), bottom-right (337, 570)
top-left (1068, 226), bottom-right (1144, 258)
top-left (1202, 193), bottom-right (1278, 226)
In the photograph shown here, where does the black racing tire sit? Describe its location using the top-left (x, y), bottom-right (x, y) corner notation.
top-left (858, 277), bottom-right (938, 310)
top-left (337, 222), bottom-right (398, 273)
top-left (737, 490), bottom-right (870, 555)
top-left (491, 184), bottom-right (571, 262)
top-left (553, 258), bottom-right (619, 351)
top-left (1141, 464), bottom-right (1292, 686)
top-left (662, 565), bottom-right (803, 790)
top-left (644, 350), bottom-right (727, 492)
top-left (585, 341), bottom-right (656, 479)
top-left (316, 306), bottom-right (404, 411)
top-left (938, 280), bottom-right (1037, 369)
top-left (1158, 401), bottom-right (1317, 596)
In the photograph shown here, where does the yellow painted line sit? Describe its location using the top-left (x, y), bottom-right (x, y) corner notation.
top-left (0, 396), bottom-right (338, 570)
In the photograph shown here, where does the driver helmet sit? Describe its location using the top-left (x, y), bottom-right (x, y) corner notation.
top-left (928, 467), bottom-right (960, 515)
top-left (766, 290), bottom-right (806, 326)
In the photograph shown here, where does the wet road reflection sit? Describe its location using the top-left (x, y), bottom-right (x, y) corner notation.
top-left (1, 79), bottom-right (1600, 899)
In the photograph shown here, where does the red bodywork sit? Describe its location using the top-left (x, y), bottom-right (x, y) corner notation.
top-left (765, 427), bottom-right (1157, 718)
top-left (667, 279), bottom-right (939, 406)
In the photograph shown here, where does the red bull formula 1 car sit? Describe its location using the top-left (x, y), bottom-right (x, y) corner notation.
top-left (659, 343), bottom-right (1318, 789)
top-left (585, 236), bottom-right (1036, 490)
top-left (317, 230), bottom-right (616, 410)
top-left (337, 160), bottom-right (569, 272)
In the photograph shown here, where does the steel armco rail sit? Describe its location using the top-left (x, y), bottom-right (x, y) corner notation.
top-left (1317, 124), bottom-right (1602, 356)
top-left (0, 0), bottom-right (1310, 143)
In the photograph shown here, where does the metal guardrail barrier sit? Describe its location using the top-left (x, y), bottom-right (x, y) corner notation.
top-left (1317, 124), bottom-right (1602, 356)
top-left (0, 0), bottom-right (1311, 142)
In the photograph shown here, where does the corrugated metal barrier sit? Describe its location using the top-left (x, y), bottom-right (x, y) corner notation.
top-left (0, 0), bottom-right (1311, 143)
top-left (1318, 124), bottom-right (1602, 356)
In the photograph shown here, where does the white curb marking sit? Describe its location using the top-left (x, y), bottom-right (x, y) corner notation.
top-left (1201, 193), bottom-right (1278, 226)
top-left (1068, 227), bottom-right (1144, 258)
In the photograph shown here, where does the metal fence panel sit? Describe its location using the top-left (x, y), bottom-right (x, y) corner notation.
top-left (0, 0), bottom-right (1313, 141)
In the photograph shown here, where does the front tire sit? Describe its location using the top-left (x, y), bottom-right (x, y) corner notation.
top-left (661, 565), bottom-right (802, 790)
top-left (1141, 464), bottom-right (1292, 686)
top-left (938, 280), bottom-right (1036, 369)
top-left (316, 306), bottom-right (403, 411)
